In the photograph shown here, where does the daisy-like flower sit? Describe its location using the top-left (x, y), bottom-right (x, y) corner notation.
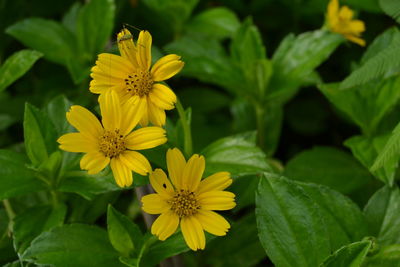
top-left (141, 148), bottom-right (236, 251)
top-left (57, 90), bottom-right (167, 187)
top-left (89, 28), bottom-right (184, 127)
top-left (326, 0), bottom-right (366, 46)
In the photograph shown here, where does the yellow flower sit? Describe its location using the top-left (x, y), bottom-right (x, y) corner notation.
top-left (57, 90), bottom-right (167, 187)
top-left (89, 29), bottom-right (184, 127)
top-left (141, 148), bottom-right (236, 251)
top-left (326, 0), bottom-right (366, 46)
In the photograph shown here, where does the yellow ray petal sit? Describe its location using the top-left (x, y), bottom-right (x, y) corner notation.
top-left (58, 133), bottom-right (98, 153)
top-left (149, 168), bottom-right (174, 198)
top-left (120, 96), bottom-right (146, 136)
top-left (197, 172), bottom-right (232, 195)
top-left (96, 53), bottom-right (134, 79)
top-left (90, 66), bottom-right (124, 84)
top-left (345, 35), bottom-right (366, 46)
top-left (195, 210), bottom-right (230, 236)
top-left (151, 210), bottom-right (179, 241)
top-left (99, 90), bottom-right (122, 131)
top-left (198, 191), bottom-right (236, 211)
top-left (66, 105), bottom-right (103, 139)
top-left (139, 97), bottom-right (149, 126)
top-left (110, 157), bottom-right (133, 187)
top-left (181, 216), bottom-right (205, 251)
top-left (166, 148), bottom-right (186, 189)
top-left (80, 152), bottom-right (110, 174)
top-left (141, 193), bottom-right (170, 214)
top-left (125, 127), bottom-right (167, 150)
top-left (151, 54), bottom-right (181, 75)
top-left (117, 28), bottom-right (139, 68)
top-left (136, 30), bottom-right (152, 70)
top-left (119, 150), bottom-right (151, 176)
top-left (149, 83), bottom-right (176, 110)
top-left (148, 100), bottom-right (166, 127)
top-left (151, 60), bottom-right (184, 82)
top-left (339, 6), bottom-right (354, 20)
top-left (181, 154), bottom-right (205, 192)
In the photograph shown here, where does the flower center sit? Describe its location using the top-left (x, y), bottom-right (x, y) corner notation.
top-left (169, 189), bottom-right (200, 218)
top-left (124, 70), bottom-right (153, 97)
top-left (99, 129), bottom-right (126, 158)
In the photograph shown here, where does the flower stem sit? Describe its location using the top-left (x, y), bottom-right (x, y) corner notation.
top-left (3, 199), bottom-right (15, 236)
top-left (175, 99), bottom-right (193, 157)
top-left (255, 103), bottom-right (266, 150)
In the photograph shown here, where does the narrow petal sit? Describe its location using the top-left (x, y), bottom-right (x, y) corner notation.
top-left (58, 133), bottom-right (98, 153)
top-left (125, 127), bottom-right (167, 150)
top-left (119, 151), bottom-right (151, 176)
top-left (151, 210), bottom-right (179, 241)
top-left (80, 152), bottom-right (110, 174)
top-left (110, 158), bottom-right (133, 187)
top-left (345, 35), bottom-right (366, 46)
top-left (141, 193), bottom-right (170, 214)
top-left (66, 105), bottom-right (103, 139)
top-left (96, 53), bottom-right (134, 79)
top-left (195, 210), bottom-right (230, 236)
top-left (181, 155), bottom-right (205, 192)
top-left (139, 97), bottom-right (149, 127)
top-left (117, 28), bottom-right (139, 68)
top-left (149, 83), bottom-right (176, 110)
top-left (120, 96), bottom-right (146, 135)
top-left (91, 66), bottom-right (123, 84)
top-left (181, 216), bottom-right (205, 251)
top-left (152, 60), bottom-right (184, 82)
top-left (198, 191), bottom-right (236, 211)
top-left (149, 169), bottom-right (174, 198)
top-left (148, 100), bottom-right (166, 127)
top-left (197, 172), bottom-right (232, 195)
top-left (166, 148), bottom-right (186, 189)
top-left (339, 6), bottom-right (354, 20)
top-left (136, 31), bottom-right (152, 70)
top-left (99, 90), bottom-right (122, 131)
top-left (151, 54), bottom-right (181, 75)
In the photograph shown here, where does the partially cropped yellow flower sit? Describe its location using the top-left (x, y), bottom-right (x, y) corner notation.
top-left (90, 29), bottom-right (184, 126)
top-left (57, 90), bottom-right (167, 187)
top-left (327, 0), bottom-right (365, 46)
top-left (141, 148), bottom-right (236, 251)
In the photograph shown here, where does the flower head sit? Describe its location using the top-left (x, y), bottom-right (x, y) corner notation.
top-left (57, 90), bottom-right (167, 187)
top-left (141, 148), bottom-right (236, 250)
top-left (326, 0), bottom-right (366, 46)
top-left (90, 29), bottom-right (184, 126)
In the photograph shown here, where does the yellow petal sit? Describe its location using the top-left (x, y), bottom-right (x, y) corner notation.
top-left (99, 90), bottom-right (122, 131)
top-left (181, 216), bottom-right (205, 251)
top-left (348, 20), bottom-right (365, 33)
top-left (166, 148), bottom-right (186, 189)
top-left (110, 158), bottom-right (133, 187)
top-left (136, 31), bottom-right (152, 70)
top-left (141, 193), bottom-right (170, 214)
top-left (96, 53), bottom-right (134, 79)
top-left (117, 28), bottom-right (139, 68)
top-left (149, 83), bottom-right (176, 110)
top-left (149, 169), bottom-right (174, 198)
top-left (195, 210), bottom-right (230, 236)
top-left (66, 105), bottom-right (103, 139)
top-left (181, 154), bottom-right (205, 192)
top-left (120, 96), bottom-right (146, 136)
top-left (148, 100), bottom-right (166, 127)
top-left (198, 191), bottom-right (236, 211)
top-left (151, 210), bottom-right (179, 241)
top-left (125, 127), bottom-right (167, 150)
top-left (91, 65), bottom-right (124, 84)
top-left (197, 172), bottom-right (232, 195)
top-left (339, 6), bottom-right (354, 20)
top-left (151, 60), bottom-right (184, 82)
top-left (119, 150), bottom-right (151, 176)
top-left (139, 97), bottom-right (149, 127)
top-left (80, 152), bottom-right (110, 174)
top-left (345, 35), bottom-right (366, 46)
top-left (151, 54), bottom-right (181, 75)
top-left (58, 133), bottom-right (98, 153)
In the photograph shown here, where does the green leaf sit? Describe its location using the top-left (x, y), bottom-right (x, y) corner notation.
top-left (22, 224), bottom-right (125, 267)
top-left (62, 2), bottom-right (82, 34)
top-left (6, 18), bottom-right (75, 65)
top-left (380, 0), bottom-right (400, 23)
top-left (13, 204), bottom-right (66, 254)
top-left (320, 241), bottom-right (372, 267)
top-left (185, 7), bottom-right (240, 39)
top-left (0, 50), bottom-right (42, 92)
top-left (256, 174), bottom-right (331, 267)
top-left (284, 146), bottom-right (371, 194)
top-left (201, 132), bottom-right (272, 177)
top-left (107, 205), bottom-right (143, 257)
top-left (24, 103), bottom-right (58, 166)
top-left (363, 244), bottom-right (400, 266)
top-left (364, 185), bottom-right (400, 245)
top-left (0, 150), bottom-right (46, 201)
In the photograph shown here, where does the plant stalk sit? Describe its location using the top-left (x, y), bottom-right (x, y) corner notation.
top-left (255, 103), bottom-right (266, 149)
top-left (175, 99), bottom-right (193, 157)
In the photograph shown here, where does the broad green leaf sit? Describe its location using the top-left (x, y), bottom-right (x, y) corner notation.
top-left (380, 0), bottom-right (400, 23)
top-left (107, 205), bottom-right (143, 257)
top-left (24, 103), bottom-right (58, 166)
top-left (201, 132), bottom-right (272, 177)
top-left (364, 185), bottom-right (400, 245)
top-left (345, 135), bottom-right (398, 185)
top-left (185, 7), bottom-right (240, 39)
top-left (22, 224), bottom-right (125, 267)
top-left (0, 150), bottom-right (46, 201)
top-left (0, 50), bottom-right (42, 92)
top-left (62, 2), bottom-right (82, 34)
top-left (284, 146), bottom-right (371, 194)
top-left (363, 244), bottom-right (400, 266)
top-left (320, 241), bottom-right (372, 267)
top-left (6, 18), bottom-right (75, 65)
top-left (256, 174), bottom-right (331, 267)
top-left (13, 204), bottom-right (66, 254)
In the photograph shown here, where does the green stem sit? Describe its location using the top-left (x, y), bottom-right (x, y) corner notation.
top-left (3, 199), bottom-right (15, 220)
top-left (255, 103), bottom-right (266, 150)
top-left (175, 99), bottom-right (193, 157)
